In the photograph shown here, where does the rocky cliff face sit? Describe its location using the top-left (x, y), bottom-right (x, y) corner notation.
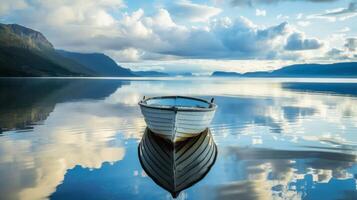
top-left (0, 23), bottom-right (97, 76)
top-left (0, 23), bottom-right (53, 50)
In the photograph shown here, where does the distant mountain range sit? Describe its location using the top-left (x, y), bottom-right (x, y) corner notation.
top-left (211, 71), bottom-right (242, 77)
top-left (57, 50), bottom-right (135, 77)
top-left (212, 62), bottom-right (357, 78)
top-left (132, 70), bottom-right (169, 77)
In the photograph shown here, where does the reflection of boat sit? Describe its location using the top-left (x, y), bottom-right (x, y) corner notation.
top-left (138, 96), bottom-right (217, 142)
top-left (138, 128), bottom-right (217, 198)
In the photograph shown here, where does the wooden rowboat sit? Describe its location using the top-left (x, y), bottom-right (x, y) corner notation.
top-left (138, 96), bottom-right (217, 142)
top-left (138, 128), bottom-right (217, 198)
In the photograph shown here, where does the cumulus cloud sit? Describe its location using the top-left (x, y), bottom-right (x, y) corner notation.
top-left (210, 17), bottom-right (291, 58)
top-left (230, 0), bottom-right (337, 7)
top-left (91, 12), bottom-right (321, 60)
top-left (21, 0), bottom-right (124, 26)
top-left (0, 0), bottom-right (327, 62)
top-left (66, 9), bottom-right (324, 59)
top-left (325, 38), bottom-right (357, 60)
top-left (344, 38), bottom-right (357, 51)
top-left (0, 0), bottom-right (28, 15)
top-left (108, 48), bottom-right (144, 62)
top-left (8, 0), bottom-right (125, 50)
top-left (326, 48), bottom-right (349, 59)
top-left (168, 0), bottom-right (222, 22)
top-left (284, 32), bottom-right (323, 51)
top-left (255, 9), bottom-right (266, 16)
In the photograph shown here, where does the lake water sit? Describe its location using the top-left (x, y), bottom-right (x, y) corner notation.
top-left (1, 78), bottom-right (357, 200)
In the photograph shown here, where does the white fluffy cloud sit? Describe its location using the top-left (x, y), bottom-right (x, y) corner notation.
top-left (284, 32), bottom-right (323, 51)
top-left (344, 38), bottom-right (357, 51)
top-left (26, 0), bottom-right (123, 26)
top-left (28, 6), bottom-right (326, 60)
top-left (6, 0), bottom-right (125, 52)
top-left (255, 9), bottom-right (266, 16)
top-left (0, 0), bottom-right (28, 15)
top-left (108, 48), bottom-right (144, 62)
top-left (0, 0), bottom-right (340, 65)
top-left (168, 0), bottom-right (222, 22)
top-left (210, 17), bottom-right (291, 58)
top-left (325, 38), bottom-right (357, 60)
top-left (116, 12), bottom-right (324, 60)
top-left (104, 14), bottom-right (300, 60)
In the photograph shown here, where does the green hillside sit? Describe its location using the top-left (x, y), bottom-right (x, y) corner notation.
top-left (0, 23), bottom-right (95, 77)
top-left (57, 50), bottom-right (136, 77)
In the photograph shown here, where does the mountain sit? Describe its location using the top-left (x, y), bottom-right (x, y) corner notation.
top-left (211, 62), bottom-right (357, 78)
top-left (211, 71), bottom-right (242, 77)
top-left (0, 23), bottom-right (96, 77)
top-left (0, 23), bottom-right (53, 50)
top-left (57, 50), bottom-right (136, 77)
top-left (246, 62), bottom-right (357, 77)
top-left (133, 70), bottom-right (169, 77)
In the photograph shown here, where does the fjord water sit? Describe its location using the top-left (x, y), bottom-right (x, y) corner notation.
top-left (1, 78), bottom-right (357, 200)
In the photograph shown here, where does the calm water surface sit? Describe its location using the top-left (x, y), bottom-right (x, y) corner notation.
top-left (1, 78), bottom-right (357, 200)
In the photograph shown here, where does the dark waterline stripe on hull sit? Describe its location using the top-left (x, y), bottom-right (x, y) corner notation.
top-left (146, 122), bottom-right (173, 128)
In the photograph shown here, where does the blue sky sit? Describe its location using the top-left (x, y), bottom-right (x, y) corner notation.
top-left (1, 0), bottom-right (356, 74)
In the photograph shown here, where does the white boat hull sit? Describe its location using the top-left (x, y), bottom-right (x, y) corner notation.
top-left (140, 106), bottom-right (216, 142)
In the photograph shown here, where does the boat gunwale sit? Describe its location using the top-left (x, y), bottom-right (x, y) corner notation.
top-left (138, 96), bottom-right (217, 112)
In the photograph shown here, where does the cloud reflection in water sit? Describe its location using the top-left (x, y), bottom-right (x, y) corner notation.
top-left (0, 78), bottom-right (356, 200)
